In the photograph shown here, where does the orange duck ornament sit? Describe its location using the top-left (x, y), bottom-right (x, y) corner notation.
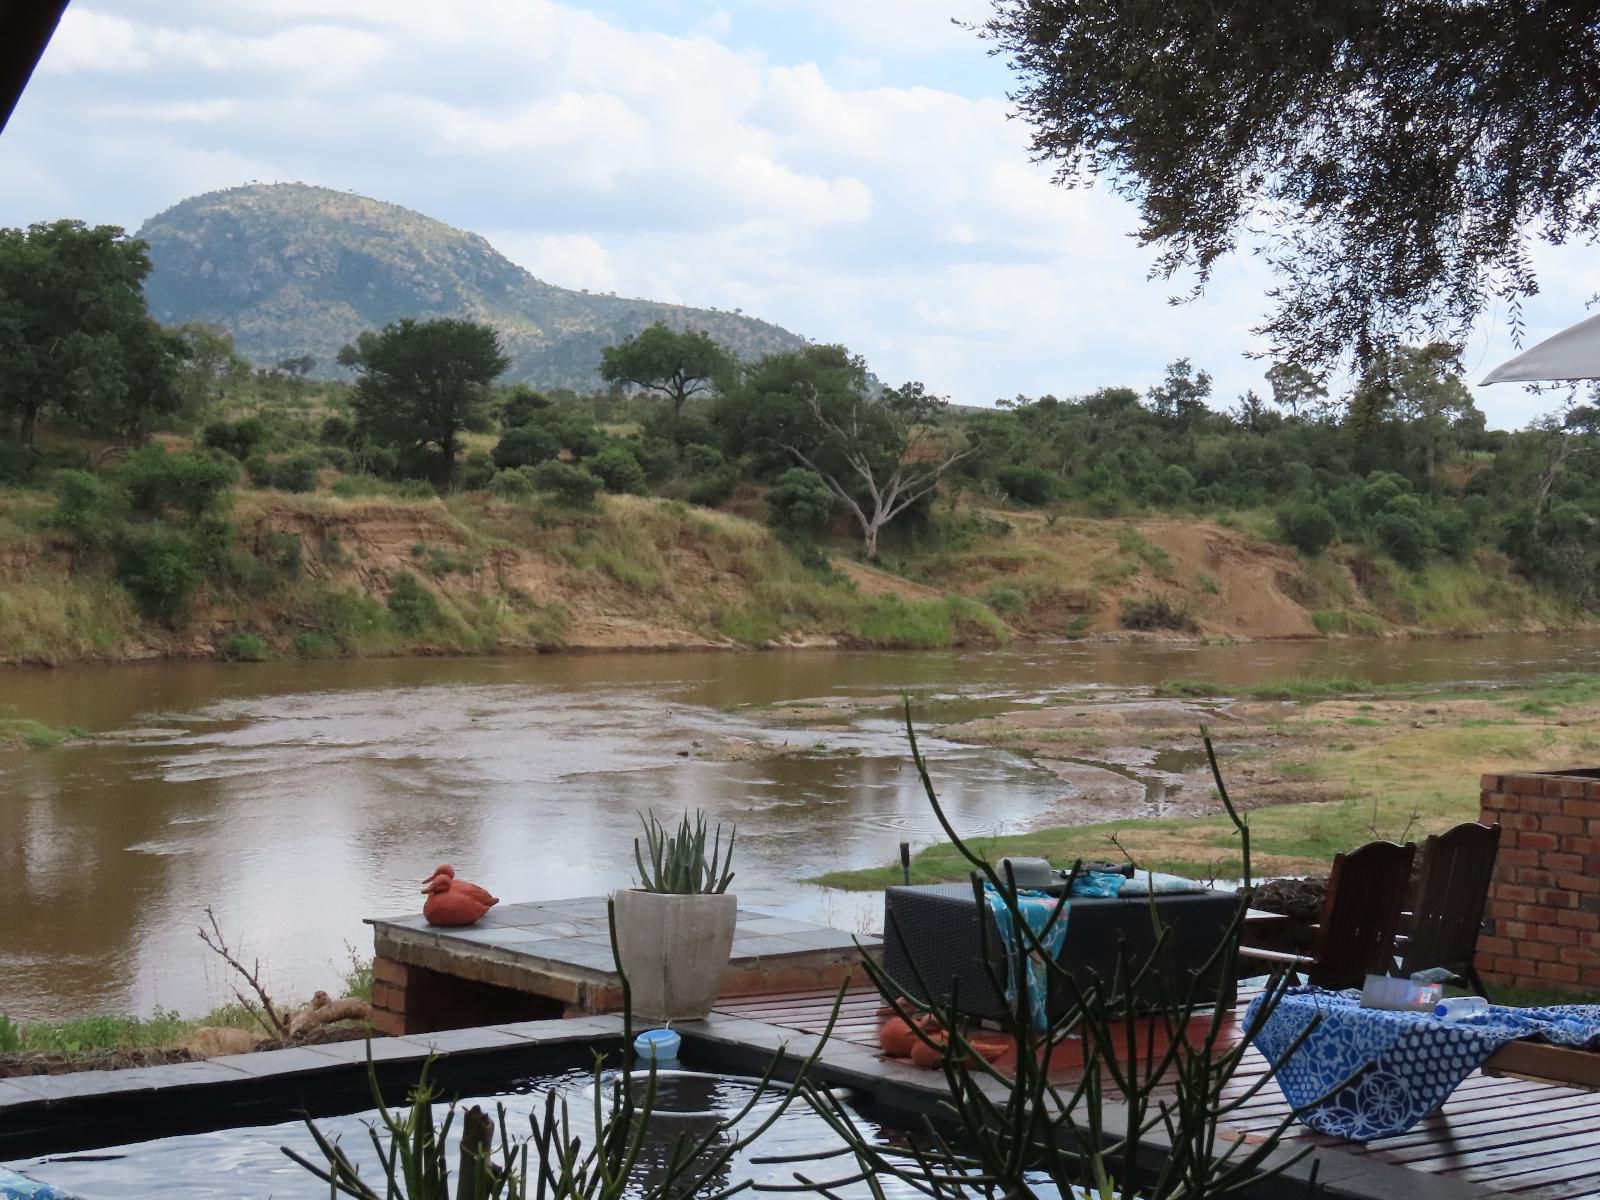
top-left (420, 864), bottom-right (499, 927)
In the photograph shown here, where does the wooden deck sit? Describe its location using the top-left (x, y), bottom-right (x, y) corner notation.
top-left (714, 988), bottom-right (1600, 1199)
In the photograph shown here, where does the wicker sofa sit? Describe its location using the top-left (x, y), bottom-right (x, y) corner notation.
top-left (881, 882), bottom-right (1242, 1020)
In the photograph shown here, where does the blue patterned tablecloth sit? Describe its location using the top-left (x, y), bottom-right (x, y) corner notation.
top-left (1245, 987), bottom-right (1600, 1141)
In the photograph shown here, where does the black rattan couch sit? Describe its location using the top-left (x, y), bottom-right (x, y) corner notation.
top-left (881, 882), bottom-right (1242, 1020)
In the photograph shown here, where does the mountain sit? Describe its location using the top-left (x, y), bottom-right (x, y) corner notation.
top-left (136, 183), bottom-right (810, 389)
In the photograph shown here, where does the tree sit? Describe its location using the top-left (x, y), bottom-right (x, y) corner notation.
top-left (599, 323), bottom-right (734, 418)
top-left (338, 318), bottom-right (508, 489)
top-left (1348, 343), bottom-right (1478, 477)
top-left (0, 220), bottom-right (186, 448)
top-left (174, 323), bottom-right (250, 419)
top-left (979, 2), bottom-right (1600, 372)
top-left (734, 346), bottom-right (970, 560)
top-left (1146, 359), bottom-right (1212, 429)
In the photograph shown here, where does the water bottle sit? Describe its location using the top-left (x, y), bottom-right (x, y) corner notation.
top-left (1434, 996), bottom-right (1490, 1021)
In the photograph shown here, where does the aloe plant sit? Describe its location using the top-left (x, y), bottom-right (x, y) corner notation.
top-left (633, 810), bottom-right (735, 894)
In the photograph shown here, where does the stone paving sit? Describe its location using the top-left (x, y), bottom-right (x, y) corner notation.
top-left (366, 898), bottom-right (876, 1030)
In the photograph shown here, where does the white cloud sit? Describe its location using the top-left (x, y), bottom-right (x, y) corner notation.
top-left (5, 0), bottom-right (1593, 428)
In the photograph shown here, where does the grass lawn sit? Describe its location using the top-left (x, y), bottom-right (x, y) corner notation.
top-left (814, 672), bottom-right (1600, 891)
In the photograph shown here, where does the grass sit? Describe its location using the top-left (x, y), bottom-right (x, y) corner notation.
top-left (0, 1004), bottom-right (262, 1055)
top-left (1154, 675), bottom-right (1394, 701)
top-left (0, 718), bottom-right (89, 749)
top-left (818, 670), bottom-right (1600, 892)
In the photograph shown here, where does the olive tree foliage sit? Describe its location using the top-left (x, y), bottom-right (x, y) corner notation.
top-left (338, 318), bottom-right (509, 489)
top-left (979, 1), bottom-right (1600, 374)
top-left (0, 220), bottom-right (186, 450)
top-left (598, 322), bottom-right (735, 417)
top-left (728, 345), bottom-right (969, 560)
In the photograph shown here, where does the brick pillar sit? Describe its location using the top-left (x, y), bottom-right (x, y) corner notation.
top-left (1479, 771), bottom-right (1600, 994)
top-left (370, 956), bottom-right (564, 1035)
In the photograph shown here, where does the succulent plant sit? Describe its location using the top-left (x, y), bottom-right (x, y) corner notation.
top-left (633, 809), bottom-right (736, 894)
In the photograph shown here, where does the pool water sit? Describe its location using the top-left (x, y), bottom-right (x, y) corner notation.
top-left (7, 1069), bottom-right (931, 1200)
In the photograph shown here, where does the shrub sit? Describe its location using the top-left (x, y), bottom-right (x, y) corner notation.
top-left (629, 437), bottom-right (678, 483)
top-left (489, 468), bottom-right (535, 499)
top-left (201, 417), bottom-right (267, 461)
top-left (767, 468), bottom-right (836, 534)
top-left (1431, 509), bottom-right (1476, 559)
top-left (994, 464), bottom-right (1059, 506)
top-left (0, 440), bottom-right (34, 484)
top-left (492, 424), bottom-right (561, 470)
top-left (985, 584), bottom-right (1027, 616)
top-left (1372, 511), bottom-right (1434, 569)
top-left (118, 445), bottom-right (237, 519)
top-left (249, 452), bottom-right (319, 493)
top-left (1276, 501), bottom-right (1338, 556)
top-left (588, 444), bottom-right (648, 495)
top-left (385, 571), bottom-right (443, 634)
top-left (217, 632), bottom-right (267, 661)
top-left (292, 630), bottom-right (340, 658)
top-left (679, 443), bottom-right (726, 475)
top-left (320, 414), bottom-right (354, 446)
top-left (1118, 592), bottom-right (1197, 632)
top-left (115, 528), bottom-right (203, 620)
top-left (457, 450), bottom-right (495, 491)
top-left (259, 530), bottom-right (304, 575)
top-left (529, 460), bottom-right (603, 507)
top-left (683, 464), bottom-right (738, 507)
top-left (1360, 470), bottom-right (1413, 516)
top-left (49, 469), bottom-right (127, 548)
top-left (396, 479), bottom-right (437, 500)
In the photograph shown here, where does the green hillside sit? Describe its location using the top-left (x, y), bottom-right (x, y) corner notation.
top-left (137, 183), bottom-right (807, 387)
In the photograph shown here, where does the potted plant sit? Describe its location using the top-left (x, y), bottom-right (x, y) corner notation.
top-left (613, 810), bottom-right (737, 1022)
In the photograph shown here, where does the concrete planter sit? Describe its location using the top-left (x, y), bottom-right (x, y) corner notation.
top-left (612, 889), bottom-right (738, 1022)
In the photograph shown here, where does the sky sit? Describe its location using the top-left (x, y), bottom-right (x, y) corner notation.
top-left (2, 0), bottom-right (1595, 430)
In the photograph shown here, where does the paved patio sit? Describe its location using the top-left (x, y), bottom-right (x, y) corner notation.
top-left (366, 897), bottom-right (878, 1034)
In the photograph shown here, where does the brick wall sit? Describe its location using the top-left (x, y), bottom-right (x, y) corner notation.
top-left (1478, 770), bottom-right (1600, 993)
top-left (370, 957), bottom-right (565, 1036)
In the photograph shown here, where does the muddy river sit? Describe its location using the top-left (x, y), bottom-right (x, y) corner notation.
top-left (4, 634), bottom-right (1598, 1021)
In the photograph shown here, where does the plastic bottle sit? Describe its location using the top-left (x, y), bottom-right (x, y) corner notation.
top-left (1434, 996), bottom-right (1490, 1021)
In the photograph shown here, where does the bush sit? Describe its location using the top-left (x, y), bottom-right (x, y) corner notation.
top-left (489, 468), bottom-right (535, 499)
top-left (682, 464), bottom-right (738, 508)
top-left (528, 460), bottom-right (603, 507)
top-left (258, 530), bottom-right (304, 575)
top-left (1432, 508), bottom-right (1476, 559)
top-left (396, 479), bottom-right (437, 500)
top-left (1372, 511), bottom-right (1434, 569)
top-left (115, 528), bottom-right (204, 620)
top-left (457, 450), bottom-right (495, 491)
top-left (994, 464), bottom-right (1059, 506)
top-left (385, 571), bottom-right (443, 634)
top-left (249, 452), bottom-right (319, 493)
top-left (292, 630), bottom-right (340, 658)
top-left (492, 425), bottom-right (561, 470)
top-left (1276, 501), bottom-right (1338, 556)
top-left (217, 632), bottom-right (267, 662)
top-left (118, 445), bottom-right (237, 519)
top-left (0, 440), bottom-right (34, 484)
top-left (1118, 592), bottom-right (1198, 632)
top-left (679, 443), bottom-right (726, 475)
top-left (320, 414), bottom-right (354, 446)
top-left (49, 469), bottom-right (127, 548)
top-left (588, 444), bottom-right (648, 495)
top-left (1360, 471), bottom-right (1413, 516)
top-left (201, 417), bottom-right (267, 461)
top-left (984, 584), bottom-right (1027, 616)
top-left (767, 468), bottom-right (836, 534)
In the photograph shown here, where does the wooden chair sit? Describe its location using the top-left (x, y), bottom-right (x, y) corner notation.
top-left (1398, 821), bottom-right (1502, 998)
top-left (1241, 840), bottom-right (1417, 990)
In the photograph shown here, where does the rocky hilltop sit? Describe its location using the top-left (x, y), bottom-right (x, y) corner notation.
top-left (137, 183), bottom-right (808, 386)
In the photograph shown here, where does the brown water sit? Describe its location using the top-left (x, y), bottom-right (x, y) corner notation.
top-left (3, 634), bottom-right (1597, 1021)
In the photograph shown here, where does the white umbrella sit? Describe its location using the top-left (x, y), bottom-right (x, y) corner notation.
top-left (1482, 311), bottom-right (1600, 384)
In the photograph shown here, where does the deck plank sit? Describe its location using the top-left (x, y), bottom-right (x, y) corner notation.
top-left (715, 987), bottom-right (1600, 1200)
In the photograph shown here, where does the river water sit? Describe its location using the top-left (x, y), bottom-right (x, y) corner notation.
top-left (3, 634), bottom-right (1596, 1021)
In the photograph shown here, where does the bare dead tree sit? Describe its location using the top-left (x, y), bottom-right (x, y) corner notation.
top-left (776, 383), bottom-right (972, 561)
top-left (197, 906), bottom-right (293, 1039)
